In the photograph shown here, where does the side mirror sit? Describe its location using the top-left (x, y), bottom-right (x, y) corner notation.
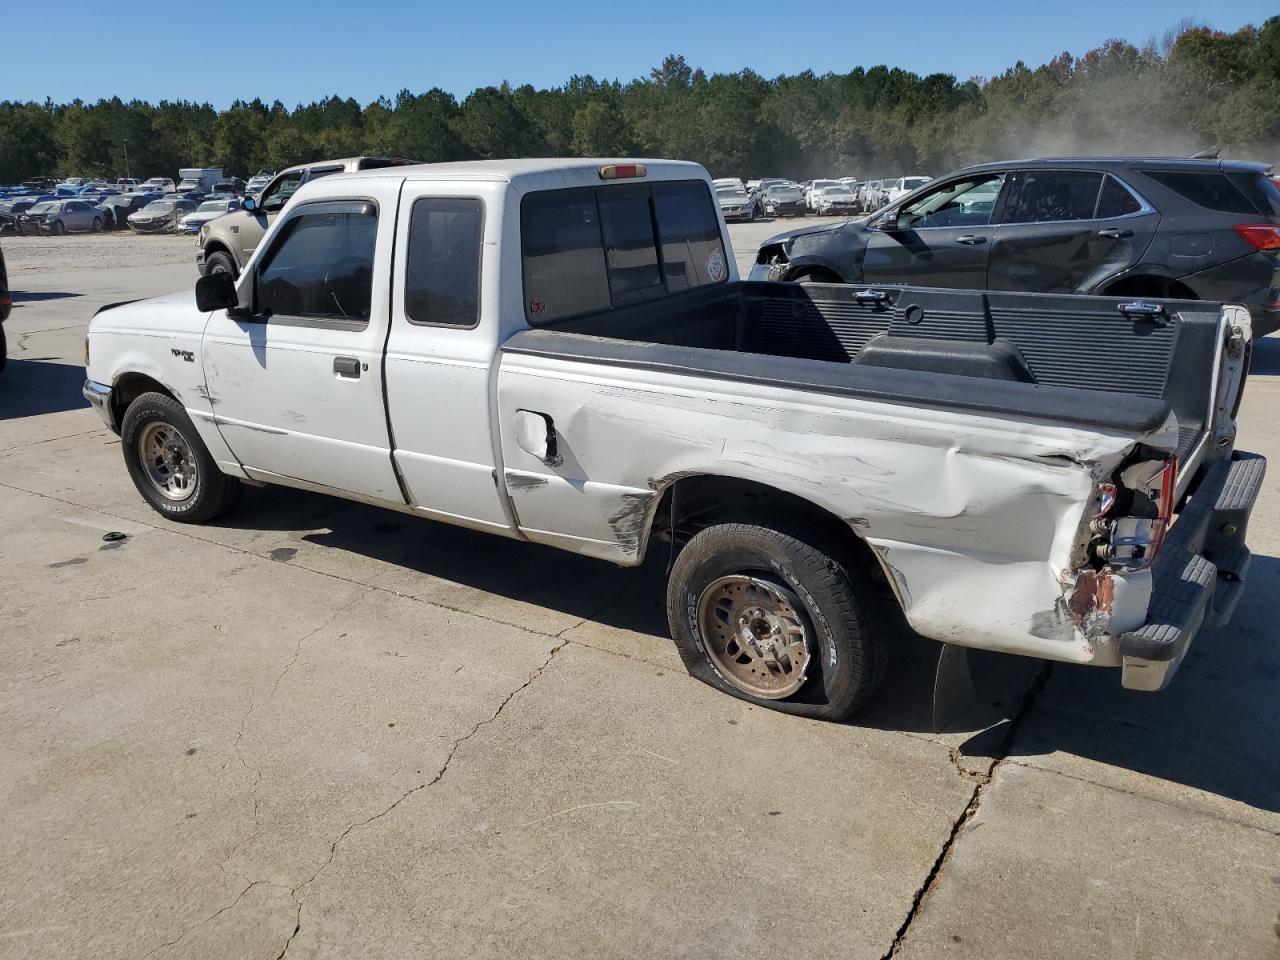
top-left (195, 272), bottom-right (239, 313)
top-left (242, 195), bottom-right (257, 213)
top-left (878, 212), bottom-right (901, 232)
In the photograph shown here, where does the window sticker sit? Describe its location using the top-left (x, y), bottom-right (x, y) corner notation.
top-left (705, 250), bottom-right (726, 282)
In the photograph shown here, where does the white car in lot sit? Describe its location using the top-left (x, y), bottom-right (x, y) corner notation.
top-left (714, 183), bottom-right (754, 221)
top-left (177, 198), bottom-right (242, 234)
top-left (82, 157), bottom-right (1264, 720)
top-left (887, 176), bottom-right (933, 204)
top-left (805, 179), bottom-right (840, 211)
top-left (812, 184), bottom-right (859, 216)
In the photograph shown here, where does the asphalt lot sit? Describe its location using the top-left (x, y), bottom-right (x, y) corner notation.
top-left (1, 222), bottom-right (1278, 960)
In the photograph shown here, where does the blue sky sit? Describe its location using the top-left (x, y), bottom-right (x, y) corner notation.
top-left (6, 0), bottom-right (1274, 108)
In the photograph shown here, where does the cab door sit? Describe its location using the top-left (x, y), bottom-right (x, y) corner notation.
top-left (861, 173), bottom-right (1008, 288)
top-left (987, 170), bottom-right (1161, 293)
top-left (201, 181), bottom-right (404, 503)
top-left (381, 182), bottom-right (513, 532)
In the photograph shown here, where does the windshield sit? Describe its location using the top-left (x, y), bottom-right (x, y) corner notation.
top-left (904, 178), bottom-right (931, 189)
top-left (767, 185), bottom-right (796, 195)
top-left (196, 201), bottom-right (228, 213)
top-left (143, 201), bottom-right (175, 213)
top-left (31, 202), bottom-right (58, 213)
top-left (822, 186), bottom-right (849, 194)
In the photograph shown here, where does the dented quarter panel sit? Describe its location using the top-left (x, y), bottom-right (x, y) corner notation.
top-left (496, 350), bottom-right (1176, 662)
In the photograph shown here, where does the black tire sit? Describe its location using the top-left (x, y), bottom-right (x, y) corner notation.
top-left (203, 250), bottom-right (238, 279)
top-left (0, 326), bottom-right (6, 375)
top-left (91, 217), bottom-right (103, 232)
top-left (666, 521), bottom-right (888, 721)
top-left (51, 220), bottom-right (66, 236)
top-left (121, 391), bottom-right (240, 523)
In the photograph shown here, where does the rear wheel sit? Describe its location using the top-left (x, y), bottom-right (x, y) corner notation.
top-left (667, 521), bottom-right (888, 720)
top-left (91, 217), bottom-right (103, 232)
top-left (121, 391), bottom-right (240, 523)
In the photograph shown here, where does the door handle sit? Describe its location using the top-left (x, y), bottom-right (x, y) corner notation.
top-left (956, 235), bottom-right (986, 245)
top-left (333, 356), bottom-right (361, 378)
top-left (1098, 227), bottom-right (1134, 239)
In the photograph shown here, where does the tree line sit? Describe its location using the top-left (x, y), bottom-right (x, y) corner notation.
top-left (1, 18), bottom-right (1277, 186)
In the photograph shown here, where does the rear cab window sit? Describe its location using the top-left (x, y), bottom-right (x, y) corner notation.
top-left (521, 179), bottom-right (728, 324)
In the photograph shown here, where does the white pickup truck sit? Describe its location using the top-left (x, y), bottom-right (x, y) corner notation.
top-left (83, 158), bottom-right (1265, 720)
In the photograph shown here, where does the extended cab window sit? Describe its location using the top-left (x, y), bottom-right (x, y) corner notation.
top-left (405, 197), bottom-right (483, 326)
top-left (521, 179), bottom-right (728, 324)
top-left (256, 202), bottom-right (377, 322)
top-left (1002, 171), bottom-right (1104, 223)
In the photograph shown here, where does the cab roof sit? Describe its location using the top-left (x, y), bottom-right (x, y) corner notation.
top-left (339, 157), bottom-right (707, 190)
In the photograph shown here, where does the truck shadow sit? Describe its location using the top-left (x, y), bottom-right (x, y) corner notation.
top-left (0, 359), bottom-right (89, 419)
top-left (960, 552), bottom-right (1280, 816)
top-left (228, 485), bottom-right (1280, 815)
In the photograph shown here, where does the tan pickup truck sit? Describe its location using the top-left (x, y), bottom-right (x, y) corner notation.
top-left (195, 156), bottom-right (416, 278)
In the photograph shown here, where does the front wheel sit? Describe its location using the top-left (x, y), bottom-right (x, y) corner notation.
top-left (51, 220), bottom-right (66, 236)
top-left (91, 217), bottom-right (103, 232)
top-left (121, 391), bottom-right (240, 523)
top-left (203, 250), bottom-right (238, 278)
top-left (667, 522), bottom-right (888, 720)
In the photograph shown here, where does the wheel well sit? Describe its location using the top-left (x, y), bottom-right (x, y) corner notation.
top-left (1103, 275), bottom-right (1198, 300)
top-left (110, 373), bottom-right (174, 427)
top-left (648, 474), bottom-right (897, 600)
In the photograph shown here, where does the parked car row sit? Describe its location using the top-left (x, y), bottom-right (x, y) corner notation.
top-left (712, 174), bottom-right (935, 221)
top-left (0, 166), bottom-right (272, 236)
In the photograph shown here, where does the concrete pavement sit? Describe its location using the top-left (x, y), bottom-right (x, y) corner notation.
top-left (1, 228), bottom-right (1277, 959)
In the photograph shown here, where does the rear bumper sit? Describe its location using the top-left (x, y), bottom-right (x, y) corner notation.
top-left (1119, 451), bottom-right (1266, 691)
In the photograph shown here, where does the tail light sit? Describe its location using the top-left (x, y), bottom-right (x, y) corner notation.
top-left (1091, 456), bottom-right (1178, 568)
top-left (1233, 223), bottom-right (1280, 251)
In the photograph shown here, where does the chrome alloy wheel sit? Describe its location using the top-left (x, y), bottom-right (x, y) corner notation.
top-left (696, 575), bottom-right (812, 699)
top-left (137, 421), bottom-right (199, 501)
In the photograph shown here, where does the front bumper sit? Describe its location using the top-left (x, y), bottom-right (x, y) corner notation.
top-left (129, 218), bottom-right (173, 233)
top-left (1119, 450), bottom-right (1266, 691)
top-left (720, 207), bottom-right (753, 221)
top-left (766, 202), bottom-right (806, 217)
top-left (83, 379), bottom-right (116, 431)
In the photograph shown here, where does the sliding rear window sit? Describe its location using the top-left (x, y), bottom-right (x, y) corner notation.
top-left (521, 179), bottom-right (728, 324)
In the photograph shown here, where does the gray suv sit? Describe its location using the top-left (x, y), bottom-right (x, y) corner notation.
top-left (196, 156), bottom-right (417, 278)
top-left (751, 157), bottom-right (1280, 335)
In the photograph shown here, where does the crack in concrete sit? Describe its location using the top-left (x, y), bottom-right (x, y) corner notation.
top-left (880, 662), bottom-right (1052, 959)
top-left (140, 880), bottom-right (258, 959)
top-left (220, 601), bottom-right (361, 880)
top-left (274, 636), bottom-right (570, 959)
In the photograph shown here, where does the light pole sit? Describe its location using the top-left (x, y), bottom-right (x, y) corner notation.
top-left (122, 139), bottom-right (130, 180)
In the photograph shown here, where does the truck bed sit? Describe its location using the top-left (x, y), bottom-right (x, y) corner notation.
top-left (511, 281), bottom-right (1223, 468)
